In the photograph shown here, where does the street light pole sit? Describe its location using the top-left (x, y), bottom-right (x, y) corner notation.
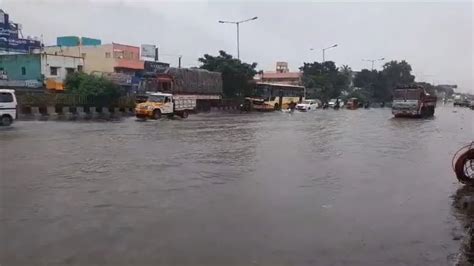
top-left (362, 57), bottom-right (385, 71)
top-left (322, 44), bottom-right (338, 63)
top-left (236, 23), bottom-right (240, 59)
top-left (219, 16), bottom-right (258, 60)
top-left (311, 44), bottom-right (338, 63)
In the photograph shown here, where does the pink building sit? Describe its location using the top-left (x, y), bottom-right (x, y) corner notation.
top-left (256, 62), bottom-right (302, 86)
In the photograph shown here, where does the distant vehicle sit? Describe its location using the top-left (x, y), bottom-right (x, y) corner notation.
top-left (296, 99), bottom-right (320, 112)
top-left (392, 85), bottom-right (437, 118)
top-left (328, 98), bottom-right (344, 108)
top-left (0, 89), bottom-right (17, 126)
top-left (135, 92), bottom-right (195, 120)
top-left (245, 82), bottom-right (304, 111)
top-left (346, 98), bottom-right (359, 110)
top-left (454, 95), bottom-right (470, 107)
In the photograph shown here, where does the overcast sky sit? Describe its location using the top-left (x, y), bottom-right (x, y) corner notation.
top-left (2, 0), bottom-right (473, 92)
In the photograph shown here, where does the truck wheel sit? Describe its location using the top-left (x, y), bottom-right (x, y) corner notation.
top-left (181, 111), bottom-right (188, 119)
top-left (1, 115), bottom-right (12, 126)
top-left (152, 109), bottom-right (161, 120)
top-left (420, 107), bottom-right (428, 117)
top-left (429, 107), bottom-right (435, 116)
top-left (274, 103), bottom-right (280, 110)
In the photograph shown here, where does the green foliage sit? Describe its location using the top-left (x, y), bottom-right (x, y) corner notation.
top-left (65, 72), bottom-right (123, 99)
top-left (198, 50), bottom-right (257, 98)
top-left (300, 61), bottom-right (350, 101)
top-left (353, 60), bottom-right (416, 102)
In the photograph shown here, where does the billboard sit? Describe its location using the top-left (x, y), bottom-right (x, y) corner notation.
top-left (141, 44), bottom-right (156, 58)
top-left (0, 10), bottom-right (41, 53)
top-left (144, 61), bottom-right (169, 73)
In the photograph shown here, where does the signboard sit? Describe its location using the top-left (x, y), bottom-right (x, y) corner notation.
top-left (102, 72), bottom-right (132, 86)
top-left (144, 61), bottom-right (169, 73)
top-left (0, 38), bottom-right (40, 52)
top-left (0, 10), bottom-right (41, 53)
top-left (141, 44), bottom-right (156, 58)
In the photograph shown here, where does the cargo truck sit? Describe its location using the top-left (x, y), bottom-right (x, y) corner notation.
top-left (135, 92), bottom-right (195, 119)
top-left (138, 67), bottom-right (222, 112)
top-left (392, 85), bottom-right (437, 118)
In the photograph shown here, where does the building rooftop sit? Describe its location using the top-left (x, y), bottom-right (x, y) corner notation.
top-left (260, 72), bottom-right (302, 79)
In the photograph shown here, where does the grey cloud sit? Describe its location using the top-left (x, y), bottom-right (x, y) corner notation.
top-left (3, 0), bottom-right (472, 91)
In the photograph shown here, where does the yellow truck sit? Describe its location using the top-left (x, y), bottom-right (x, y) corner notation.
top-left (135, 92), bottom-right (196, 120)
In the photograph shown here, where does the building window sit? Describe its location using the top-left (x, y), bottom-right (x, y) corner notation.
top-left (114, 51), bottom-right (124, 59)
top-left (66, 68), bottom-right (75, 75)
top-left (77, 65), bottom-right (83, 72)
top-left (50, 67), bottom-right (59, 76)
top-left (21, 67), bottom-right (26, 75)
top-left (105, 52), bottom-right (111, 58)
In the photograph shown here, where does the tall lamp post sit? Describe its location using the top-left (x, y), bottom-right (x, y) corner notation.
top-left (322, 44), bottom-right (338, 63)
top-left (363, 57), bottom-right (385, 71)
top-left (311, 44), bottom-right (338, 63)
top-left (218, 16), bottom-right (258, 60)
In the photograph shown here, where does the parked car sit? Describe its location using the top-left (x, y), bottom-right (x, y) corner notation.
top-left (0, 89), bottom-right (17, 126)
top-left (296, 99), bottom-right (320, 111)
top-left (469, 100), bottom-right (474, 110)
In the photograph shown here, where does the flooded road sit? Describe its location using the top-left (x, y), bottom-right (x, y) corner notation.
top-left (1, 106), bottom-right (473, 265)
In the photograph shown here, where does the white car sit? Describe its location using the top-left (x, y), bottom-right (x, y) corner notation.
top-left (296, 99), bottom-right (320, 111)
top-left (328, 98), bottom-right (344, 108)
top-left (0, 89), bottom-right (17, 126)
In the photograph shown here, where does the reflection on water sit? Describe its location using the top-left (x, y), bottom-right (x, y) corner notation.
top-left (0, 106), bottom-right (473, 265)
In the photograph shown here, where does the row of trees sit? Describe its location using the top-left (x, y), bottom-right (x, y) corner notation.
top-left (198, 50), bottom-right (445, 102)
top-left (199, 51), bottom-right (257, 98)
top-left (62, 50), bottom-right (447, 103)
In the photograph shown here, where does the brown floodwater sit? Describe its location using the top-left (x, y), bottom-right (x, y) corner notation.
top-left (1, 106), bottom-right (473, 265)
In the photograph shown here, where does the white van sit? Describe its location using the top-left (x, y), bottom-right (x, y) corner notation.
top-left (0, 89), bottom-right (17, 126)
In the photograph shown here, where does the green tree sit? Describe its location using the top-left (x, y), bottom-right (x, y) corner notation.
top-left (377, 60), bottom-right (415, 101)
top-left (198, 50), bottom-right (257, 98)
top-left (300, 61), bottom-right (350, 101)
top-left (381, 60), bottom-right (415, 87)
top-left (65, 72), bottom-right (123, 99)
top-left (353, 60), bottom-right (416, 102)
top-left (353, 69), bottom-right (378, 89)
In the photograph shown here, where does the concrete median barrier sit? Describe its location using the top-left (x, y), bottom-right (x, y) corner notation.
top-left (86, 107), bottom-right (97, 119)
top-left (30, 107), bottom-right (41, 119)
top-left (60, 106), bottom-right (72, 119)
top-left (75, 106), bottom-right (86, 119)
top-left (112, 107), bottom-right (122, 117)
top-left (100, 107), bottom-right (110, 118)
top-left (46, 106), bottom-right (58, 120)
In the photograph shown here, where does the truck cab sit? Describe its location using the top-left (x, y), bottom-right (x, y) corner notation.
top-left (135, 92), bottom-right (195, 120)
top-left (0, 89), bottom-right (17, 126)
